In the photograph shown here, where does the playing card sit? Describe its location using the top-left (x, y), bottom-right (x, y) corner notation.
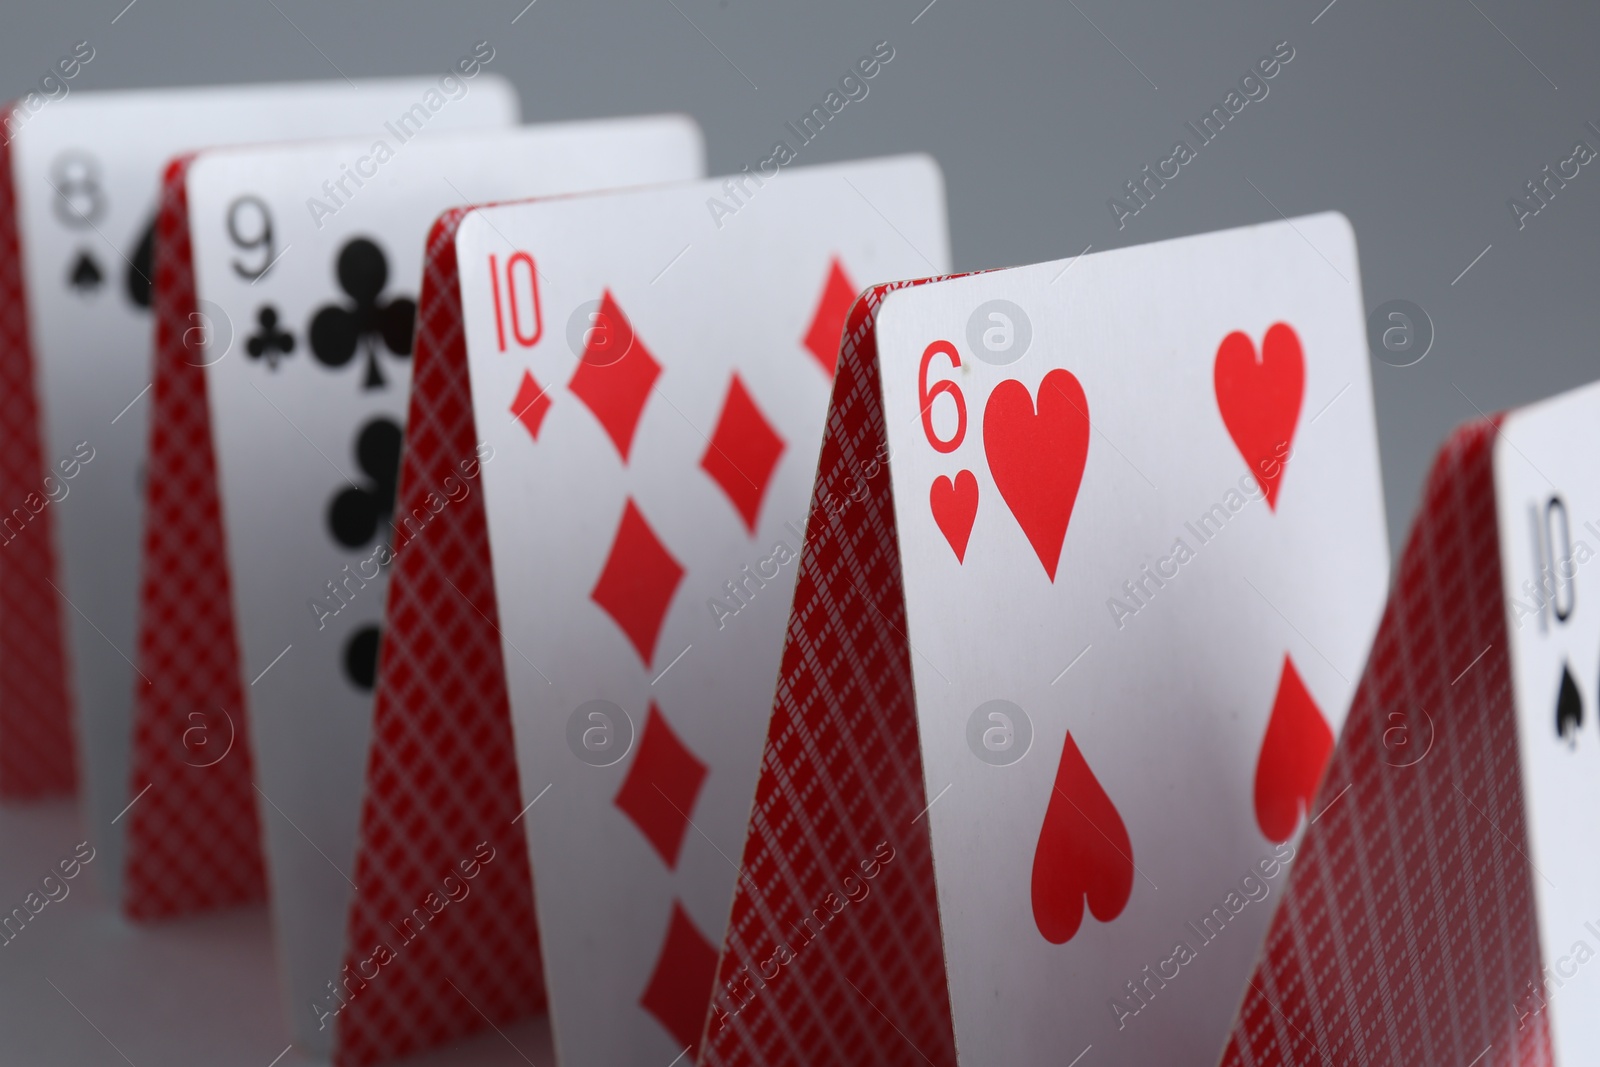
top-left (168, 116), bottom-right (702, 1054)
top-left (705, 214), bottom-right (1391, 1065)
top-left (0, 76), bottom-right (516, 886)
top-left (1492, 384), bottom-right (1600, 1062)
top-left (446, 155), bottom-right (947, 1063)
top-left (1218, 409), bottom-right (1555, 1065)
top-left (331, 209), bottom-right (543, 1067)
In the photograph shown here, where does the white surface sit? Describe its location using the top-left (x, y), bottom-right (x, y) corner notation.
top-left (7, 76), bottom-right (516, 902)
top-left (190, 115), bottom-right (703, 1056)
top-left (456, 156), bottom-right (948, 1064)
top-left (873, 213), bottom-right (1389, 1064)
top-left (1495, 379), bottom-right (1600, 1066)
top-left (0, 799), bottom-right (552, 1067)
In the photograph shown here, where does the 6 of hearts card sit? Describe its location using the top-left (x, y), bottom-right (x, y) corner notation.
top-left (0, 76), bottom-right (514, 871)
top-left (705, 213), bottom-right (1391, 1065)
top-left (336, 154), bottom-right (948, 1065)
top-left (130, 116), bottom-right (703, 1054)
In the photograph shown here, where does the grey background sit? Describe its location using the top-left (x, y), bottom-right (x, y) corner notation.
top-left (3, 0), bottom-right (1596, 551)
top-left (1, 2), bottom-right (1594, 1062)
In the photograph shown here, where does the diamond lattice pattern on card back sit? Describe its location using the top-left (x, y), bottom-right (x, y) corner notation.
top-left (0, 105), bottom-right (77, 799)
top-left (701, 279), bottom-right (961, 1066)
top-left (124, 156), bottom-right (265, 918)
top-left (1221, 418), bottom-right (1553, 1067)
top-left (334, 207), bottom-right (546, 1067)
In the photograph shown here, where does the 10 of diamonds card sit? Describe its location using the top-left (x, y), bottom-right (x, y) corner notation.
top-left (447, 155), bottom-right (948, 1062)
top-left (705, 213), bottom-right (1391, 1066)
top-left (0, 76), bottom-right (515, 886)
top-left (164, 116), bottom-right (702, 1052)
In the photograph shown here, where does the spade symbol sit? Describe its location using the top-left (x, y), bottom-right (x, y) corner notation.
top-left (1556, 661), bottom-right (1583, 745)
top-left (308, 237), bottom-right (416, 390)
top-left (328, 417), bottom-right (403, 549)
top-left (126, 215), bottom-right (155, 309)
top-left (68, 250), bottom-right (104, 293)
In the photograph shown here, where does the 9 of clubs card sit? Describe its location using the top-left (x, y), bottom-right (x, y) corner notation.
top-left (186, 116), bottom-right (703, 1051)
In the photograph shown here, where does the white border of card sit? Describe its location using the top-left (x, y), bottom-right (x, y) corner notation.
top-left (1495, 379), bottom-right (1600, 1064)
top-left (187, 116), bottom-right (704, 1052)
top-left (869, 212), bottom-right (1388, 1062)
top-left (5, 75), bottom-right (517, 897)
top-left (454, 155), bottom-right (948, 1064)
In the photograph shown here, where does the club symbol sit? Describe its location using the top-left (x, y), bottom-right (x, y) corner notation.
top-left (245, 306), bottom-right (295, 369)
top-left (308, 237), bottom-right (415, 390)
top-left (67, 249), bottom-right (104, 294)
top-left (344, 624), bottom-right (381, 691)
top-left (126, 214), bottom-right (155, 309)
top-left (328, 416), bottom-right (402, 549)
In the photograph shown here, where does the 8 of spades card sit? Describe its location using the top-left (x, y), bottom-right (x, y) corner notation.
top-left (3, 77), bottom-right (515, 893)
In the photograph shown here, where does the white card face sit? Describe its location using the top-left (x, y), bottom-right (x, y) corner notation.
top-left (455, 156), bottom-right (948, 1063)
top-left (1496, 381), bottom-right (1600, 1063)
top-left (6, 75), bottom-right (516, 893)
top-left (872, 213), bottom-right (1389, 1064)
top-left (188, 116), bottom-right (704, 1052)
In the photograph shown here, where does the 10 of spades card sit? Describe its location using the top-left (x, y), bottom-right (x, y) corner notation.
top-left (437, 155), bottom-right (948, 1063)
top-left (1214, 396), bottom-right (1583, 1064)
top-left (149, 116), bottom-right (703, 1053)
top-left (1494, 380), bottom-right (1600, 1063)
top-left (703, 213), bottom-right (1391, 1066)
top-left (0, 75), bottom-right (515, 892)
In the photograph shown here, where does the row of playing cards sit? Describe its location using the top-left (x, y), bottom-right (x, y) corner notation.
top-left (3, 73), bottom-right (1598, 1067)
